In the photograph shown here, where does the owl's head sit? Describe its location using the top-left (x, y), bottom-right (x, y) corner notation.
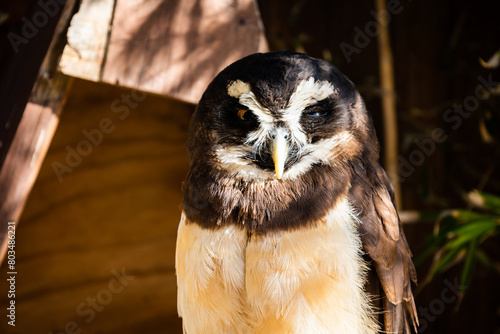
top-left (188, 50), bottom-right (376, 182)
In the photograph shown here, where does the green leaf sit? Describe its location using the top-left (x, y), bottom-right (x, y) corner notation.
top-left (451, 209), bottom-right (495, 222)
top-left (415, 219), bottom-right (489, 267)
top-left (429, 246), bottom-right (465, 279)
top-left (444, 233), bottom-right (476, 251)
top-left (417, 191), bottom-right (500, 313)
top-left (451, 220), bottom-right (496, 237)
top-left (460, 239), bottom-right (477, 292)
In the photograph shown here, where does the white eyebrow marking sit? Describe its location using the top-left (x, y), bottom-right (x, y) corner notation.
top-left (282, 77), bottom-right (334, 145)
top-left (227, 80), bottom-right (275, 150)
top-left (227, 80), bottom-right (274, 124)
top-left (288, 77), bottom-right (335, 112)
top-left (227, 80), bottom-right (251, 98)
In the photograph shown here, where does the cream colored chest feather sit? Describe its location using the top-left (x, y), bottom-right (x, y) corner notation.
top-left (176, 199), bottom-right (378, 334)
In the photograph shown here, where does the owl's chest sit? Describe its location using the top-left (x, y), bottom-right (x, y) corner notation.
top-left (176, 198), bottom-right (376, 334)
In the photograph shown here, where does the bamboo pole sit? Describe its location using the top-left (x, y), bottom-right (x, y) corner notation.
top-left (375, 0), bottom-right (401, 209)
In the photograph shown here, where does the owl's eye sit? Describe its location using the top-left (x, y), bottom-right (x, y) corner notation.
top-left (231, 107), bottom-right (258, 130)
top-left (304, 108), bottom-right (328, 117)
top-left (238, 109), bottom-right (250, 120)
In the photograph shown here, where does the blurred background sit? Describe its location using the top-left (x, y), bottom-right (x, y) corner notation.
top-left (0, 0), bottom-right (499, 333)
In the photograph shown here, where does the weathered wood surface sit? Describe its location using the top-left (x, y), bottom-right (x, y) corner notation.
top-left (59, 0), bottom-right (115, 82)
top-left (0, 0), bottom-right (67, 167)
top-left (0, 0), bottom-right (77, 265)
top-left (60, 0), bottom-right (268, 104)
top-left (0, 78), bottom-right (193, 333)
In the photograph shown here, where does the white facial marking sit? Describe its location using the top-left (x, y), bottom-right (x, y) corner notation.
top-left (227, 80), bottom-right (275, 129)
top-left (283, 77), bottom-right (334, 145)
top-left (227, 80), bottom-right (251, 98)
top-left (215, 130), bottom-right (357, 181)
top-left (214, 145), bottom-right (275, 180)
top-left (222, 78), bottom-right (337, 181)
top-left (284, 131), bottom-right (356, 179)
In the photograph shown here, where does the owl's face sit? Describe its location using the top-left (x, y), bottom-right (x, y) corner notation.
top-left (188, 51), bottom-right (372, 182)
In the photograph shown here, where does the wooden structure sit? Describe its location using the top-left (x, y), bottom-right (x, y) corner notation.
top-left (0, 79), bottom-right (194, 333)
top-left (59, 0), bottom-right (268, 103)
top-left (0, 0), bottom-right (77, 270)
top-left (0, 0), bottom-right (267, 332)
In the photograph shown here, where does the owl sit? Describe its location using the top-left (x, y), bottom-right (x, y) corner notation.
top-left (176, 50), bottom-right (418, 333)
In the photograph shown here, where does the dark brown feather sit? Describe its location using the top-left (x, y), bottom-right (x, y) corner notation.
top-left (183, 159), bottom-right (351, 234)
top-left (347, 93), bottom-right (417, 333)
top-left (350, 158), bottom-right (418, 333)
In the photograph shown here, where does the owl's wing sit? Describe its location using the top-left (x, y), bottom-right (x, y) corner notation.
top-left (349, 161), bottom-right (418, 333)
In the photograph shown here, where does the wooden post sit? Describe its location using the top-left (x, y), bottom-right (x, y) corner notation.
top-left (0, 0), bottom-right (77, 264)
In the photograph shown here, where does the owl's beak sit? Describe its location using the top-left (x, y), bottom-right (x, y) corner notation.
top-left (270, 130), bottom-right (289, 180)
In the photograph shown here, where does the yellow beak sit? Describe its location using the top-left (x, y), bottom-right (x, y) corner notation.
top-left (270, 130), bottom-right (289, 180)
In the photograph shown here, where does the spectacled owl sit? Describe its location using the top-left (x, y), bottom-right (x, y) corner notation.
top-left (176, 50), bottom-right (418, 333)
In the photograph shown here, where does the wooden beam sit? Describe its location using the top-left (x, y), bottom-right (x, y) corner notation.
top-left (0, 0), bottom-right (77, 265)
top-left (59, 0), bottom-right (268, 104)
top-left (0, 0), bottom-right (69, 168)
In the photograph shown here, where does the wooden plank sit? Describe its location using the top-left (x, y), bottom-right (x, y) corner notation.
top-left (0, 0), bottom-right (77, 264)
top-left (59, 0), bottom-right (268, 104)
top-left (59, 0), bottom-right (115, 82)
top-left (0, 0), bottom-right (69, 169)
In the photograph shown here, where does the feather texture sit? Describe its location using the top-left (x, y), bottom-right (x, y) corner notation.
top-left (349, 160), bottom-right (418, 333)
top-left (176, 198), bottom-right (379, 334)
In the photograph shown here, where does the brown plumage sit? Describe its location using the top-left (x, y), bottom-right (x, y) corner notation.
top-left (177, 50), bottom-right (418, 333)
